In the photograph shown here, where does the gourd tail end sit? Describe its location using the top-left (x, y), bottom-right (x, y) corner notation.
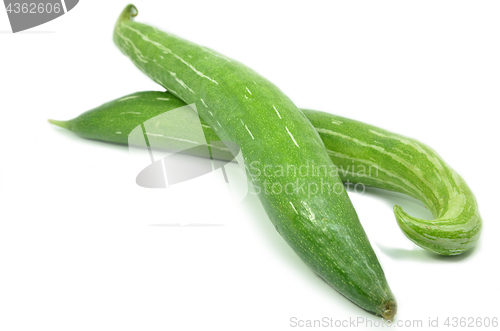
top-left (381, 299), bottom-right (397, 321)
top-left (48, 119), bottom-right (69, 129)
top-left (394, 205), bottom-right (463, 256)
top-left (393, 205), bottom-right (438, 253)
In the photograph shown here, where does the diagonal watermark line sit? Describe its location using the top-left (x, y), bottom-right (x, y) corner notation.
top-left (60, 0), bottom-right (68, 13)
top-left (140, 123), bottom-right (155, 164)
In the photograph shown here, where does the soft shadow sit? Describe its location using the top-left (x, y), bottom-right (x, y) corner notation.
top-left (50, 125), bottom-right (130, 153)
top-left (376, 242), bottom-right (479, 263)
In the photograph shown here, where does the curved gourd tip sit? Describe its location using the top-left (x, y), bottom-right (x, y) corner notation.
top-left (393, 205), bottom-right (472, 256)
top-left (393, 205), bottom-right (439, 253)
top-left (118, 4), bottom-right (138, 21)
top-left (381, 299), bottom-right (397, 321)
top-left (48, 119), bottom-right (69, 129)
top-left (395, 203), bottom-right (482, 256)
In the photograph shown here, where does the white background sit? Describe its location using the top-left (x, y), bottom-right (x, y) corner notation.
top-left (1, 1), bottom-right (499, 330)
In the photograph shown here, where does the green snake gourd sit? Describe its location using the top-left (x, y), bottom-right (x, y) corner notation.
top-left (112, 5), bottom-right (397, 319)
top-left (306, 110), bottom-right (481, 256)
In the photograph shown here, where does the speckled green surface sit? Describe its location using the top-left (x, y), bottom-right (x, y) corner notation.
top-left (306, 110), bottom-right (482, 256)
top-left (109, 5), bottom-right (396, 319)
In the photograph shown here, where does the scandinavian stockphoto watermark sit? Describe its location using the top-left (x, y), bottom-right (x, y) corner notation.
top-left (247, 160), bottom-right (378, 198)
top-left (3, 0), bottom-right (78, 33)
top-left (126, 103), bottom-right (249, 227)
top-left (127, 103), bottom-right (248, 201)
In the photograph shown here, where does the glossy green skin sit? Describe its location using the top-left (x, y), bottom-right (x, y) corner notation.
top-left (51, 91), bottom-right (482, 256)
top-left (112, 5), bottom-right (396, 319)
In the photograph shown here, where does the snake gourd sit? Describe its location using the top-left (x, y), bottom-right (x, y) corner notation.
top-left (110, 4), bottom-right (397, 319)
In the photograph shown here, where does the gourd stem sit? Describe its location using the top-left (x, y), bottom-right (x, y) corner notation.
top-left (48, 119), bottom-right (69, 129)
top-left (118, 4), bottom-right (138, 22)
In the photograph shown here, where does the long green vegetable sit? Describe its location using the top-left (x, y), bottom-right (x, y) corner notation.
top-left (111, 5), bottom-right (396, 319)
top-left (50, 91), bottom-right (481, 256)
top-left (310, 111), bottom-right (482, 256)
